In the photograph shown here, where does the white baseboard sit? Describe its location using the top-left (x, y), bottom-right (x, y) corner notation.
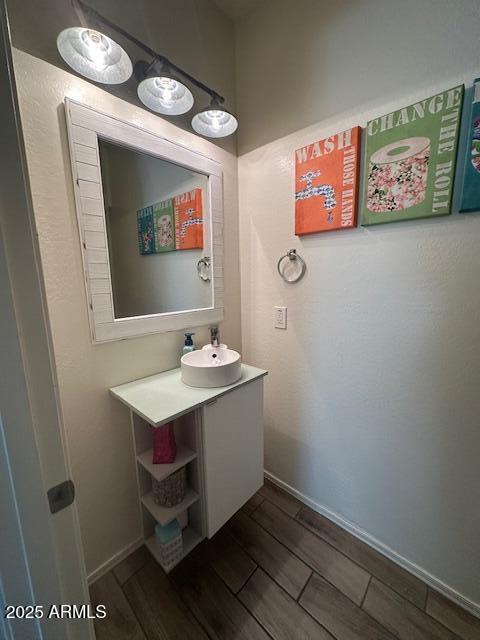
top-left (87, 536), bottom-right (144, 586)
top-left (264, 470), bottom-right (480, 619)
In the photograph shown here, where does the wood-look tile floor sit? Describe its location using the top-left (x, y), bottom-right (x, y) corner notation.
top-left (90, 480), bottom-right (480, 640)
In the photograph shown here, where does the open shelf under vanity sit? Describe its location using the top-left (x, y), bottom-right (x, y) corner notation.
top-left (141, 487), bottom-right (200, 526)
top-left (136, 445), bottom-right (197, 481)
top-left (130, 409), bottom-right (206, 573)
top-left (145, 526), bottom-right (203, 568)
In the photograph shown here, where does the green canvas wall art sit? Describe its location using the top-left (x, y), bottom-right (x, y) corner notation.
top-left (153, 199), bottom-right (175, 252)
top-left (361, 85), bottom-right (464, 225)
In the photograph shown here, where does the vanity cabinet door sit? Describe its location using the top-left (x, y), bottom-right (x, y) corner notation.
top-left (202, 379), bottom-right (264, 537)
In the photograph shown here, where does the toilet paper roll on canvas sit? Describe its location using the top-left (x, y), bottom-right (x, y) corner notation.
top-left (367, 136), bottom-right (430, 213)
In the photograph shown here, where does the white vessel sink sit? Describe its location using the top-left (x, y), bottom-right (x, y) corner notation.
top-left (181, 348), bottom-right (242, 388)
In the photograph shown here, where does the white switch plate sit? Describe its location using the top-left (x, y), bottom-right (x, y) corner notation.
top-left (274, 306), bottom-right (287, 329)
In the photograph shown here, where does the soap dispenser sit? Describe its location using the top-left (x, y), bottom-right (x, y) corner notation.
top-left (182, 332), bottom-right (195, 355)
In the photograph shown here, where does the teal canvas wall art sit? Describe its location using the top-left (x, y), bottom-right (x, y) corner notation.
top-left (460, 78), bottom-right (480, 213)
top-left (137, 206), bottom-right (155, 255)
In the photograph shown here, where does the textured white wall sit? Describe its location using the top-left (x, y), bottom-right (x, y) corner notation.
top-left (238, 0), bottom-right (480, 610)
top-left (12, 49), bottom-right (241, 577)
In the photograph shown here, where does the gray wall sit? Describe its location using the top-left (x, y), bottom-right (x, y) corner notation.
top-left (238, 0), bottom-right (480, 611)
top-left (236, 0), bottom-right (480, 154)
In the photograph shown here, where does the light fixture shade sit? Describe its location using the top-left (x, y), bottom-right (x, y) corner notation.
top-left (192, 102), bottom-right (238, 138)
top-left (57, 27), bottom-right (132, 84)
top-left (137, 75), bottom-right (194, 115)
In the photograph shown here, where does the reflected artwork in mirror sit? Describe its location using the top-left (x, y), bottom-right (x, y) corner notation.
top-left (98, 140), bottom-right (212, 319)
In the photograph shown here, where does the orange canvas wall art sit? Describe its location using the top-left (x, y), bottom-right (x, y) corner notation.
top-left (295, 126), bottom-right (361, 234)
top-left (174, 188), bottom-right (204, 250)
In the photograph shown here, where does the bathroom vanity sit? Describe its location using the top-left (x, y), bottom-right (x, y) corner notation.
top-left (110, 364), bottom-right (267, 572)
top-left (66, 97), bottom-right (264, 573)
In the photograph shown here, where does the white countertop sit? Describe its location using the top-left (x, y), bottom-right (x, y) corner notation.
top-left (110, 364), bottom-right (267, 427)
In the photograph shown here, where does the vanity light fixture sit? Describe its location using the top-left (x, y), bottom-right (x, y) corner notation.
top-left (58, 1), bottom-right (238, 137)
top-left (192, 98), bottom-right (238, 138)
top-left (57, 27), bottom-right (132, 84)
top-left (136, 60), bottom-right (194, 116)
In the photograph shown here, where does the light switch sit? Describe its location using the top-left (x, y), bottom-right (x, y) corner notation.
top-left (274, 306), bottom-right (287, 329)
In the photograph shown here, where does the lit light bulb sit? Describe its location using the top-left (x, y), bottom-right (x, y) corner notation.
top-left (154, 77), bottom-right (178, 104)
top-left (81, 30), bottom-right (110, 70)
top-left (155, 77), bottom-right (177, 91)
top-left (57, 27), bottom-right (132, 84)
top-left (137, 75), bottom-right (193, 115)
top-left (191, 103), bottom-right (238, 138)
top-left (206, 110), bottom-right (224, 130)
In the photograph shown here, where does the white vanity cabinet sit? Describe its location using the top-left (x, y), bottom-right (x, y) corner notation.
top-left (110, 364), bottom-right (266, 572)
top-left (202, 379), bottom-right (264, 537)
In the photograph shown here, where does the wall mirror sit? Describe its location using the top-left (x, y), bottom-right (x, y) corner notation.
top-left (64, 99), bottom-right (223, 343)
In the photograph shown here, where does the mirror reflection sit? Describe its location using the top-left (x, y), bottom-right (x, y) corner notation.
top-left (99, 140), bottom-right (212, 319)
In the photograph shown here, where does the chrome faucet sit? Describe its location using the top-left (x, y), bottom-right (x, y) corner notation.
top-left (210, 326), bottom-right (220, 347)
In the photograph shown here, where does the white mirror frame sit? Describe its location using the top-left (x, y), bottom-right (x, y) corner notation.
top-left (64, 98), bottom-right (224, 343)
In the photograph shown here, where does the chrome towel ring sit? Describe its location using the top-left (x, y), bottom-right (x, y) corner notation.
top-left (197, 256), bottom-right (211, 281)
top-left (277, 249), bottom-right (306, 283)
